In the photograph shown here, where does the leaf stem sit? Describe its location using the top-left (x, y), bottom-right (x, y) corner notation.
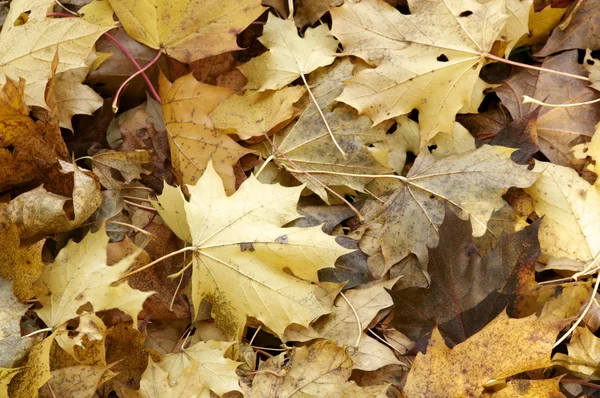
top-left (113, 50), bottom-right (162, 112)
top-left (523, 95), bottom-right (600, 108)
top-left (124, 199), bottom-right (157, 212)
top-left (483, 52), bottom-right (590, 82)
top-left (286, 168), bottom-right (406, 182)
top-left (254, 155), bottom-right (275, 178)
top-left (561, 378), bottom-right (600, 390)
top-left (117, 246), bottom-right (197, 281)
top-left (22, 327), bottom-right (53, 338)
top-left (340, 291), bottom-right (362, 349)
top-left (299, 72), bottom-right (347, 158)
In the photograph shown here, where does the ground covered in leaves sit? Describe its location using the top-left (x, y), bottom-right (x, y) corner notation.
top-left (1, 0), bottom-right (600, 396)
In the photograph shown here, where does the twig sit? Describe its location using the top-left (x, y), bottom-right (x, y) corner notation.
top-left (340, 292), bottom-right (362, 349)
top-left (124, 199), bottom-right (157, 212)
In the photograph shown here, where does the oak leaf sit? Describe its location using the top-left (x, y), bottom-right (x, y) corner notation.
top-left (158, 340), bottom-right (242, 395)
top-left (108, 0), bottom-right (265, 63)
top-left (403, 311), bottom-right (564, 397)
top-left (524, 161), bottom-right (600, 271)
top-left (34, 225), bottom-right (154, 330)
top-left (159, 73), bottom-right (252, 194)
top-left (0, 0), bottom-right (112, 109)
top-left (238, 14), bottom-right (338, 91)
top-left (358, 145), bottom-right (537, 270)
top-left (155, 161), bottom-right (350, 339)
top-left (330, 0), bottom-right (507, 137)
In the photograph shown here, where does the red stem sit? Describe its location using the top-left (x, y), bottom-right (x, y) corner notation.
top-left (46, 12), bottom-right (161, 104)
top-left (561, 378), bottom-right (600, 390)
top-left (112, 50), bottom-right (162, 112)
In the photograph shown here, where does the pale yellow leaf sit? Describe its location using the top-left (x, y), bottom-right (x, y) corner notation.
top-left (524, 161), bottom-right (600, 271)
top-left (152, 183), bottom-right (192, 242)
top-left (125, 358), bottom-right (206, 398)
top-left (572, 121), bottom-right (600, 183)
top-left (515, 5), bottom-right (566, 48)
top-left (159, 340), bottom-right (241, 396)
top-left (553, 326), bottom-right (600, 380)
top-left (34, 225), bottom-right (154, 330)
top-left (210, 86), bottom-right (305, 140)
top-left (238, 14), bottom-right (338, 91)
top-left (482, 0), bottom-right (533, 56)
top-left (108, 0), bottom-right (265, 62)
top-left (52, 67), bottom-right (104, 130)
top-left (330, 0), bottom-right (507, 138)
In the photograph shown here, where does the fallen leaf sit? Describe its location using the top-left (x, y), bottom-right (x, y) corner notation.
top-left (238, 14), bottom-right (338, 91)
top-left (515, 5), bottom-right (567, 48)
top-left (495, 50), bottom-right (600, 168)
top-left (91, 150), bottom-right (152, 190)
top-left (0, 367), bottom-right (22, 397)
top-left (34, 225), bottom-right (154, 330)
top-left (391, 209), bottom-right (542, 345)
top-left (158, 340), bottom-right (242, 395)
top-left (40, 363), bottom-right (114, 398)
top-left (482, 0), bottom-right (533, 56)
top-left (485, 378), bottom-right (564, 398)
top-left (358, 145), bottom-right (537, 270)
top-left (572, 121), bottom-right (600, 183)
top-left (242, 340), bottom-right (387, 397)
top-left (156, 161), bottom-right (349, 338)
top-left (210, 86), bottom-right (305, 140)
top-left (0, 78), bottom-right (68, 192)
top-left (0, 0), bottom-right (113, 109)
top-left (403, 311), bottom-right (565, 397)
top-left (553, 326), bottom-right (600, 380)
top-left (7, 334), bottom-right (55, 398)
top-left (0, 278), bottom-right (34, 368)
top-left (524, 160), bottom-right (600, 271)
top-left (124, 358), bottom-right (207, 398)
top-left (294, 0), bottom-right (343, 28)
top-left (108, 0), bottom-right (265, 62)
top-left (330, 0), bottom-right (507, 138)
top-left (536, 0), bottom-right (600, 56)
top-left (159, 73), bottom-right (253, 193)
top-left (485, 109), bottom-right (540, 164)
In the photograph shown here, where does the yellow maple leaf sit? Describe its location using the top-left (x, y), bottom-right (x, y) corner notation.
top-left (404, 311), bottom-right (564, 397)
top-left (238, 14), bottom-right (339, 91)
top-left (0, 0), bottom-right (113, 109)
top-left (7, 334), bottom-right (55, 398)
top-left (553, 326), bottom-right (600, 380)
top-left (573, 122), bottom-right (600, 183)
top-left (524, 161), bottom-right (600, 271)
top-left (125, 358), bottom-right (207, 398)
top-left (515, 5), bottom-right (566, 48)
top-left (158, 340), bottom-right (242, 395)
top-left (34, 225), bottom-right (154, 330)
top-left (330, 0), bottom-right (508, 138)
top-left (108, 0), bottom-right (265, 63)
top-left (155, 161), bottom-right (350, 339)
top-left (160, 73), bottom-right (253, 194)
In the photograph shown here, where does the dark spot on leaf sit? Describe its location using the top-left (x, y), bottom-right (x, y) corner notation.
top-left (429, 194), bottom-right (435, 199)
top-left (578, 189), bottom-right (587, 199)
top-left (437, 54), bottom-right (449, 62)
top-left (240, 242), bottom-right (255, 252)
top-left (275, 235), bottom-right (289, 244)
top-left (459, 10), bottom-right (473, 17)
top-left (588, 59), bottom-right (595, 65)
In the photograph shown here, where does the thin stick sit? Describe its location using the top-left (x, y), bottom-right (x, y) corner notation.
top-left (121, 186), bottom-right (155, 192)
top-left (123, 195), bottom-right (153, 203)
top-left (22, 327), bottom-right (53, 338)
top-left (46, 381), bottom-right (58, 398)
top-left (112, 50), bottom-right (162, 112)
top-left (79, 220), bottom-right (155, 236)
top-left (262, 134), bottom-right (364, 221)
top-left (537, 277), bottom-right (574, 285)
top-left (554, 273), bottom-right (600, 348)
top-left (255, 155), bottom-right (275, 178)
top-left (169, 271), bottom-right (186, 311)
top-left (54, 0), bottom-right (79, 16)
top-left (248, 325), bottom-right (262, 346)
top-left (117, 246), bottom-right (197, 281)
top-left (523, 96), bottom-right (600, 108)
top-left (367, 328), bottom-right (403, 354)
top-left (124, 199), bottom-right (157, 212)
top-left (573, 252), bottom-right (600, 280)
top-left (340, 292), bottom-right (362, 349)
top-left (483, 52), bottom-right (590, 82)
top-left (299, 72), bottom-right (346, 158)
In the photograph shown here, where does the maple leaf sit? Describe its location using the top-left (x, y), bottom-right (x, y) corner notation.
top-left (572, 121), bottom-right (600, 183)
top-left (553, 326), bottom-right (600, 380)
top-left (536, 0), bottom-right (600, 57)
top-left (0, 78), bottom-right (68, 192)
top-left (209, 86), bottom-right (306, 140)
top-left (0, 0), bottom-right (113, 109)
top-left (156, 161), bottom-right (350, 339)
top-left (294, 0), bottom-right (343, 28)
top-left (284, 278), bottom-right (401, 371)
top-left (329, 0), bottom-right (507, 137)
top-left (158, 340), bottom-right (242, 395)
top-left (486, 0), bottom-right (533, 57)
top-left (34, 225), bottom-right (154, 330)
top-left (7, 334), bottom-right (55, 398)
top-left (43, 363), bottom-right (116, 398)
top-left (391, 209), bottom-right (542, 345)
top-left (238, 14), bottom-right (338, 91)
top-left (495, 50), bottom-right (600, 168)
top-left (0, 278), bottom-right (34, 368)
top-left (486, 378), bottom-right (563, 398)
top-left (242, 340), bottom-right (389, 397)
top-left (108, 0), bottom-right (265, 63)
top-left (515, 4), bottom-right (566, 48)
top-left (125, 358), bottom-right (206, 398)
top-left (403, 311), bottom-right (565, 397)
top-left (159, 73), bottom-right (253, 194)
top-left (358, 145), bottom-right (538, 271)
top-left (90, 150), bottom-right (152, 190)
top-left (524, 161), bottom-right (600, 271)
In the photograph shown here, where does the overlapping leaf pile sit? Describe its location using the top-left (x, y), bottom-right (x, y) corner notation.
top-left (1, 0), bottom-right (600, 396)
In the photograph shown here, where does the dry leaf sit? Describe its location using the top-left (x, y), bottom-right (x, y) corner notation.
top-left (156, 161), bottom-right (349, 338)
top-left (572, 121), bottom-right (600, 183)
top-left (0, 278), bottom-right (34, 368)
top-left (7, 334), bottom-right (55, 398)
top-left (294, 0), bottom-right (343, 28)
top-left (358, 145), bottom-right (537, 270)
top-left (403, 312), bottom-right (564, 397)
top-left (238, 14), bottom-right (338, 91)
top-left (159, 73), bottom-right (253, 194)
top-left (34, 225), bottom-right (154, 330)
top-left (515, 5), bottom-right (567, 48)
top-left (553, 326), bottom-right (600, 380)
top-left (485, 378), bottom-right (564, 398)
top-left (330, 0), bottom-right (507, 138)
top-left (109, 0), bottom-right (265, 63)
top-left (0, 367), bottom-right (22, 397)
top-left (40, 363), bottom-right (115, 398)
top-left (91, 150), bottom-right (152, 190)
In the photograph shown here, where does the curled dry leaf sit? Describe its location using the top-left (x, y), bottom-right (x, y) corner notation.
top-left (108, 0), bottom-right (265, 62)
top-left (91, 150), bottom-right (152, 190)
